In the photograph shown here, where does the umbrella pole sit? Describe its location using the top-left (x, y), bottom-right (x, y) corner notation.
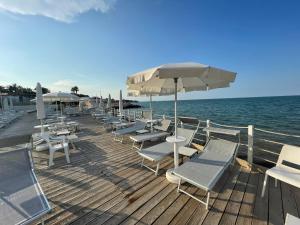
top-left (174, 78), bottom-right (179, 168)
top-left (150, 94), bottom-right (153, 132)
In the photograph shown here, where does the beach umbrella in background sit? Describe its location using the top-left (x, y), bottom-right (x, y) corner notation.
top-left (127, 62), bottom-right (236, 182)
top-left (119, 90), bottom-right (123, 117)
top-left (36, 82), bottom-right (46, 133)
top-left (78, 101), bottom-right (83, 112)
top-left (9, 96), bottom-right (13, 110)
top-left (127, 90), bottom-right (157, 131)
top-left (107, 94), bottom-right (111, 112)
top-left (43, 92), bottom-right (79, 116)
top-left (3, 98), bottom-right (9, 111)
top-left (95, 95), bottom-right (99, 107)
top-left (99, 96), bottom-right (103, 109)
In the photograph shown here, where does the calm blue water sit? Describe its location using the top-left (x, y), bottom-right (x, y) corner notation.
top-left (139, 95), bottom-right (300, 136)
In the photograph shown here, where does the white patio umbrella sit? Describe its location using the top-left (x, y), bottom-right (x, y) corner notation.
top-left (43, 92), bottom-right (79, 116)
top-left (95, 95), bottom-right (99, 107)
top-left (119, 90), bottom-right (123, 117)
top-left (99, 96), bottom-right (103, 109)
top-left (128, 90), bottom-right (157, 131)
top-left (3, 98), bottom-right (9, 111)
top-left (9, 96), bottom-right (13, 110)
top-left (107, 94), bottom-right (111, 112)
top-left (127, 62), bottom-right (236, 182)
top-left (36, 82), bottom-right (46, 133)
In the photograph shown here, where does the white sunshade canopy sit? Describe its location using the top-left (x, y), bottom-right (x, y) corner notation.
top-left (42, 92), bottom-right (79, 102)
top-left (127, 62), bottom-right (236, 94)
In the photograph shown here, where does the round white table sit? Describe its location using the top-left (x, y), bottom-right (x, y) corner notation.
top-left (165, 135), bottom-right (186, 183)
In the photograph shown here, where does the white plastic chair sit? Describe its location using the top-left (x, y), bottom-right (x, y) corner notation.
top-left (41, 134), bottom-right (70, 167)
top-left (261, 144), bottom-right (300, 197)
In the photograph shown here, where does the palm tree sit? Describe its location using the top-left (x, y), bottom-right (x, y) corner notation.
top-left (71, 86), bottom-right (79, 94)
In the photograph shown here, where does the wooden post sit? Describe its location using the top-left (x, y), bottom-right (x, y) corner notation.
top-left (206, 120), bottom-right (210, 142)
top-left (248, 125), bottom-right (254, 164)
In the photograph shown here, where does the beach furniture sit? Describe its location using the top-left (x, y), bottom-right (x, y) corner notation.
top-left (130, 119), bottom-right (171, 150)
top-left (41, 133), bottom-right (70, 167)
top-left (173, 138), bottom-right (239, 209)
top-left (0, 148), bottom-right (51, 225)
top-left (138, 127), bottom-right (196, 175)
top-left (112, 120), bottom-right (146, 142)
top-left (285, 214), bottom-right (300, 225)
top-left (261, 144), bottom-right (300, 197)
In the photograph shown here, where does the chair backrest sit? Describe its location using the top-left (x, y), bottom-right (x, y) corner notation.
top-left (277, 145), bottom-right (300, 171)
top-left (142, 110), bottom-right (152, 120)
top-left (154, 119), bottom-right (171, 132)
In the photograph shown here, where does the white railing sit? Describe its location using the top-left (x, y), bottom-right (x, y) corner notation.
top-left (136, 110), bottom-right (300, 167)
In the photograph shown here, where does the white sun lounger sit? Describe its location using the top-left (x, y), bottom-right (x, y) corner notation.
top-left (261, 144), bottom-right (300, 198)
top-left (173, 138), bottom-right (238, 209)
top-left (112, 121), bottom-right (146, 143)
top-left (138, 127), bottom-right (196, 175)
top-left (0, 148), bottom-right (51, 225)
top-left (130, 119), bottom-right (172, 150)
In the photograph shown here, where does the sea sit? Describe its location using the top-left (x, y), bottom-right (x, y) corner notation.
top-left (139, 95), bottom-right (300, 165)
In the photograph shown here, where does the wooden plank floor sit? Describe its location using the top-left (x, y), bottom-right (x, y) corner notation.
top-left (31, 115), bottom-right (299, 225)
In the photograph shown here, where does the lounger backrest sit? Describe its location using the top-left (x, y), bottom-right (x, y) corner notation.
top-left (277, 145), bottom-right (300, 171)
top-left (177, 127), bottom-right (196, 146)
top-left (154, 119), bottom-right (171, 132)
top-left (201, 139), bottom-right (238, 164)
top-left (0, 148), bottom-right (31, 178)
top-left (0, 148), bottom-right (51, 225)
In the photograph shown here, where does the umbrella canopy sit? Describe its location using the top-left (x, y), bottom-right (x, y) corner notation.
top-left (107, 94), bottom-right (111, 111)
top-left (9, 97), bottom-right (13, 110)
top-left (127, 62), bottom-right (236, 94)
top-left (119, 90), bottom-right (123, 116)
top-left (3, 98), bottom-right (9, 111)
top-left (36, 83), bottom-right (46, 120)
top-left (42, 92), bottom-right (79, 102)
top-left (127, 62), bottom-right (236, 177)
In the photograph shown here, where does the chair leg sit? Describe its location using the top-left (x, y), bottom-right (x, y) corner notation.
top-left (261, 174), bottom-right (268, 197)
top-left (275, 178), bottom-right (278, 187)
top-left (49, 149), bottom-right (54, 167)
top-left (64, 145), bottom-right (70, 163)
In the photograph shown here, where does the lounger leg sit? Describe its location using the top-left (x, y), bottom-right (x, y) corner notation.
top-left (275, 178), bottom-right (278, 187)
top-left (141, 158), bottom-right (144, 167)
top-left (64, 145), bottom-right (70, 163)
top-left (261, 174), bottom-right (268, 197)
top-left (49, 149), bottom-right (54, 167)
top-left (206, 191), bottom-right (210, 210)
top-left (177, 178), bottom-right (181, 193)
top-left (155, 162), bottom-right (160, 176)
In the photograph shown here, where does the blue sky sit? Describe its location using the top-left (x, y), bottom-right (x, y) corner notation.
top-left (0, 0), bottom-right (299, 100)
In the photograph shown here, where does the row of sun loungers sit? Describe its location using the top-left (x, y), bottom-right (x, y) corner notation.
top-left (0, 111), bottom-right (23, 129)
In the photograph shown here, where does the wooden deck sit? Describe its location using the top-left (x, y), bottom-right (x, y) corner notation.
top-left (31, 116), bottom-right (300, 225)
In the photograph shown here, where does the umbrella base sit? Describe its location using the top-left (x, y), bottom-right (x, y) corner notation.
top-left (166, 168), bottom-right (184, 184)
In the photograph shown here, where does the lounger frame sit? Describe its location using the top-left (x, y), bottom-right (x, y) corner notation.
top-left (175, 127), bottom-right (240, 210)
top-left (139, 117), bottom-right (201, 175)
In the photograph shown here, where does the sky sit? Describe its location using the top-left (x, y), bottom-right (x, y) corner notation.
top-left (0, 0), bottom-right (299, 101)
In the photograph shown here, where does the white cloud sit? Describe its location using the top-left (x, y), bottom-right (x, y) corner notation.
top-left (0, 0), bottom-right (116, 23)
